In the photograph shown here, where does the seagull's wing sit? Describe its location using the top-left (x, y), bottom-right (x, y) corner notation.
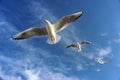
top-left (66, 43), bottom-right (77, 48)
top-left (12, 27), bottom-right (47, 40)
top-left (53, 11), bottom-right (83, 33)
top-left (103, 60), bottom-right (111, 63)
top-left (96, 59), bottom-right (111, 64)
top-left (80, 41), bottom-right (92, 46)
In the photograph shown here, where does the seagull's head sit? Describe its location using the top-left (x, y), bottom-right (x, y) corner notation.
top-left (45, 19), bottom-right (51, 24)
top-left (45, 19), bottom-right (52, 26)
top-left (88, 41), bottom-right (92, 44)
top-left (45, 19), bottom-right (49, 23)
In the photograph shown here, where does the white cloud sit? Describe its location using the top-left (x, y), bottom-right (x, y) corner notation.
top-left (114, 38), bottom-right (120, 43)
top-left (0, 21), bottom-right (18, 41)
top-left (60, 25), bottom-right (82, 44)
top-left (116, 63), bottom-right (120, 68)
top-left (97, 47), bottom-right (112, 57)
top-left (25, 69), bottom-right (40, 80)
top-left (0, 21), bottom-right (17, 32)
top-left (76, 64), bottom-right (84, 71)
top-left (0, 67), bottom-right (22, 80)
top-left (0, 55), bottom-right (80, 80)
top-left (28, 1), bottom-right (57, 24)
top-left (100, 33), bottom-right (108, 37)
top-left (83, 52), bottom-right (95, 60)
top-left (118, 32), bottom-right (120, 36)
top-left (95, 68), bottom-right (101, 72)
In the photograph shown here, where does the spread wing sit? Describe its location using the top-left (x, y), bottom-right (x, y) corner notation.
top-left (103, 60), bottom-right (111, 63)
top-left (80, 41), bottom-right (92, 46)
top-left (96, 58), bottom-right (111, 64)
top-left (53, 11), bottom-right (83, 33)
top-left (12, 27), bottom-right (47, 40)
top-left (66, 43), bottom-right (77, 48)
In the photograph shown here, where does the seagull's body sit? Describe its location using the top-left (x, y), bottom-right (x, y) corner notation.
top-left (66, 41), bottom-right (92, 52)
top-left (12, 11), bottom-right (83, 44)
top-left (96, 59), bottom-right (111, 64)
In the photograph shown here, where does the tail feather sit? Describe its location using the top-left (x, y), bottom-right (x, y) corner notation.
top-left (47, 34), bottom-right (61, 44)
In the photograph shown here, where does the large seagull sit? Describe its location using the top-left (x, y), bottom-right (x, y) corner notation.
top-left (12, 11), bottom-right (83, 44)
top-left (66, 41), bottom-right (92, 52)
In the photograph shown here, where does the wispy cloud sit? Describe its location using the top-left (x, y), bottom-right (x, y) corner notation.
top-left (97, 47), bottom-right (112, 58)
top-left (25, 68), bottom-right (80, 80)
top-left (116, 63), bottom-right (120, 68)
top-left (95, 68), bottom-right (101, 72)
top-left (25, 69), bottom-right (40, 80)
top-left (100, 33), bottom-right (108, 37)
top-left (118, 32), bottom-right (120, 36)
top-left (0, 55), bottom-right (80, 80)
top-left (114, 38), bottom-right (120, 43)
top-left (0, 69), bottom-right (22, 80)
top-left (76, 64), bottom-right (84, 71)
top-left (28, 1), bottom-right (57, 24)
top-left (0, 56), bottom-right (23, 80)
top-left (0, 21), bottom-right (18, 38)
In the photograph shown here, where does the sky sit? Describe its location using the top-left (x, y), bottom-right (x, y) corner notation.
top-left (0, 0), bottom-right (120, 80)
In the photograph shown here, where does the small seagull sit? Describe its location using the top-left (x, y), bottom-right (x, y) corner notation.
top-left (12, 11), bottom-right (83, 44)
top-left (96, 58), bottom-right (111, 64)
top-left (66, 41), bottom-right (92, 52)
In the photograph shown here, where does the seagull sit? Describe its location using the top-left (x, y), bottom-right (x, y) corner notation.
top-left (12, 11), bottom-right (83, 44)
top-left (96, 58), bottom-right (111, 64)
top-left (66, 41), bottom-right (92, 52)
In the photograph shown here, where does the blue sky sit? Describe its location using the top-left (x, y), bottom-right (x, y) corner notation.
top-left (0, 0), bottom-right (120, 80)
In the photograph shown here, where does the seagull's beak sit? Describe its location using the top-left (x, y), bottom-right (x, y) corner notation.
top-left (45, 19), bottom-right (49, 23)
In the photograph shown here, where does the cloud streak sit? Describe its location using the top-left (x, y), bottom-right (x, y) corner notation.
top-left (100, 33), bottom-right (108, 37)
top-left (97, 47), bottom-right (112, 57)
top-left (0, 55), bottom-right (80, 80)
top-left (114, 38), bottom-right (120, 43)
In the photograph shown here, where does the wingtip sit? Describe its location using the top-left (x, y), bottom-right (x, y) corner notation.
top-left (89, 41), bottom-right (92, 44)
top-left (66, 46), bottom-right (68, 48)
top-left (85, 41), bottom-right (92, 44)
top-left (79, 11), bottom-right (83, 14)
top-left (66, 46), bottom-right (70, 48)
top-left (11, 36), bottom-right (16, 40)
top-left (74, 11), bottom-right (83, 16)
top-left (11, 36), bottom-right (25, 40)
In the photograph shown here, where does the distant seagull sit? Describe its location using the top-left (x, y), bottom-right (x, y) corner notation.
top-left (96, 58), bottom-right (111, 64)
top-left (66, 41), bottom-right (92, 52)
top-left (12, 11), bottom-right (83, 44)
